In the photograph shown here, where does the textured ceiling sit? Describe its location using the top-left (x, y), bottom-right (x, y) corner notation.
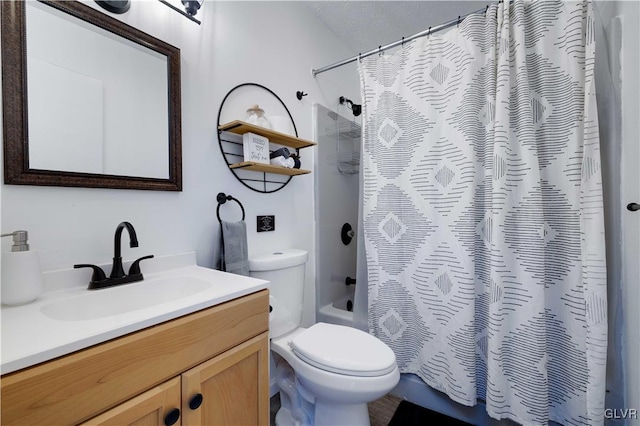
top-left (305, 1), bottom-right (484, 55)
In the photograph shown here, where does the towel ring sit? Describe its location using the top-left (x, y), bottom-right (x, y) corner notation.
top-left (216, 192), bottom-right (245, 223)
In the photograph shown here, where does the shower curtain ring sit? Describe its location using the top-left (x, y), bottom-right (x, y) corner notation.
top-left (485, 5), bottom-right (489, 15)
top-left (401, 36), bottom-right (405, 47)
top-left (457, 16), bottom-right (461, 27)
top-left (358, 52), bottom-right (362, 62)
top-left (428, 26), bottom-right (432, 36)
top-left (378, 45), bottom-right (382, 56)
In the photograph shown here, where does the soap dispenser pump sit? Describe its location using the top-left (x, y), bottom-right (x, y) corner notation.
top-left (1, 230), bottom-right (44, 305)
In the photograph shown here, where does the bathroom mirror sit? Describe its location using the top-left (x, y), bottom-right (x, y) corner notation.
top-left (1, 0), bottom-right (182, 191)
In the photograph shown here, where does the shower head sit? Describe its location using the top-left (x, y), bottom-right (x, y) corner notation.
top-left (339, 96), bottom-right (362, 117)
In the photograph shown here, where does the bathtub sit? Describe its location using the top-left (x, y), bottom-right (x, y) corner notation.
top-left (317, 287), bottom-right (355, 327)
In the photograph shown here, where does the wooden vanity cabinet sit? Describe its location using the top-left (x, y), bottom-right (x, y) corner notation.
top-left (1, 290), bottom-right (269, 426)
top-left (81, 333), bottom-right (269, 426)
top-left (181, 333), bottom-right (269, 426)
top-left (80, 377), bottom-right (182, 426)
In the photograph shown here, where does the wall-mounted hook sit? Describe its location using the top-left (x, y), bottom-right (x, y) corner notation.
top-left (296, 91), bottom-right (308, 101)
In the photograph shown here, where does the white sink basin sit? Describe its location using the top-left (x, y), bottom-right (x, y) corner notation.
top-left (2, 253), bottom-right (269, 375)
top-left (41, 276), bottom-right (211, 321)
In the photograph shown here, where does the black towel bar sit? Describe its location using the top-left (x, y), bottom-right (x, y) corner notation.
top-left (216, 193), bottom-right (246, 223)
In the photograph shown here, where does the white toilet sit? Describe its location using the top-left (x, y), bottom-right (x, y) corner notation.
top-left (248, 249), bottom-right (400, 426)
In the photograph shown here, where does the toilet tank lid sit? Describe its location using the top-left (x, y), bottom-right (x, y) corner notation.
top-left (249, 249), bottom-right (308, 271)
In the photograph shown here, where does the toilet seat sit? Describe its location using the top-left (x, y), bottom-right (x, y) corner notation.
top-left (290, 322), bottom-right (396, 377)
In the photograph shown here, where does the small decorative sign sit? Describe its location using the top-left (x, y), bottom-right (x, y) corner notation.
top-left (257, 215), bottom-right (275, 232)
top-left (243, 132), bottom-right (270, 164)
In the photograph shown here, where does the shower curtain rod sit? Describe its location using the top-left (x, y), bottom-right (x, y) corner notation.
top-left (312, 5), bottom-right (489, 77)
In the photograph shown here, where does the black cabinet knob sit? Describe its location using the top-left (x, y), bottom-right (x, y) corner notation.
top-left (164, 408), bottom-right (180, 426)
top-left (628, 203), bottom-right (640, 212)
top-left (189, 393), bottom-right (204, 410)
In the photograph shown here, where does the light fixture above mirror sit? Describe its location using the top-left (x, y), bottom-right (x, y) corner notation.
top-left (182, 1), bottom-right (203, 17)
top-left (158, 0), bottom-right (203, 25)
top-left (94, 0), bottom-right (130, 14)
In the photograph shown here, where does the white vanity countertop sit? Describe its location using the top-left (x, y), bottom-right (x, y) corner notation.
top-left (0, 252), bottom-right (269, 375)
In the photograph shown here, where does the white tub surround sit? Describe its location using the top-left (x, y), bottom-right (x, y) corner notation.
top-left (318, 298), bottom-right (354, 327)
top-left (1, 252), bottom-right (268, 374)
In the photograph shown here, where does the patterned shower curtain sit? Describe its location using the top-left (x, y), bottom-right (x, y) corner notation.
top-left (358, 1), bottom-right (607, 424)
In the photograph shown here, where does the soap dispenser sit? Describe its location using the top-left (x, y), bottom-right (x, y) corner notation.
top-left (1, 230), bottom-right (44, 305)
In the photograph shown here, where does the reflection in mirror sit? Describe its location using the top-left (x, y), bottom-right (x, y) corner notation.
top-left (1, 0), bottom-right (182, 190)
top-left (27, 1), bottom-right (169, 178)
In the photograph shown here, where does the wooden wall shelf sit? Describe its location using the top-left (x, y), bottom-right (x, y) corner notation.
top-left (219, 121), bottom-right (315, 177)
top-left (229, 162), bottom-right (311, 176)
top-left (217, 83), bottom-right (313, 193)
top-left (218, 121), bottom-right (316, 150)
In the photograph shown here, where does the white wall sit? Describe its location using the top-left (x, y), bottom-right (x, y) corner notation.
top-left (0, 1), bottom-right (358, 327)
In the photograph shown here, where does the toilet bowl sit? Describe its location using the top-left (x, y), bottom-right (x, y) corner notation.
top-left (249, 249), bottom-right (399, 426)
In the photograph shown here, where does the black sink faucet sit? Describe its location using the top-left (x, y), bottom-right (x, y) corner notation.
top-left (111, 221), bottom-right (138, 279)
top-left (74, 221), bottom-right (154, 290)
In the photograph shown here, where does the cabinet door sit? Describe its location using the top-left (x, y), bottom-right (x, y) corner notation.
top-left (181, 332), bottom-right (269, 426)
top-left (80, 377), bottom-right (182, 426)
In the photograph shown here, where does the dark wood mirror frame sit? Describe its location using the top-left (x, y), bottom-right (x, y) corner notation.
top-left (1, 0), bottom-right (182, 191)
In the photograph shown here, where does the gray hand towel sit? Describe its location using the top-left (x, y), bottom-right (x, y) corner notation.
top-left (219, 220), bottom-right (249, 276)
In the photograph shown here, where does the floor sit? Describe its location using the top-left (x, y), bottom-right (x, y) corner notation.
top-left (368, 394), bottom-right (403, 426)
top-left (270, 393), bottom-right (403, 426)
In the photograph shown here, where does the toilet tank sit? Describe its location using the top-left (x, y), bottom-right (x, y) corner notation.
top-left (249, 249), bottom-right (308, 339)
